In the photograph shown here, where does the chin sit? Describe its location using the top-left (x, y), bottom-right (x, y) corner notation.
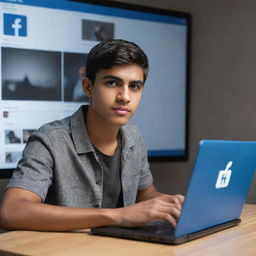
top-left (111, 118), bottom-right (130, 127)
top-left (115, 121), bottom-right (129, 127)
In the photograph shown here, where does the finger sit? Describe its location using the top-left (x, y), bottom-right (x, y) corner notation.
top-left (160, 194), bottom-right (184, 205)
top-left (159, 195), bottom-right (179, 204)
top-left (155, 200), bottom-right (179, 212)
top-left (165, 205), bottom-right (181, 219)
top-left (171, 198), bottom-right (182, 211)
top-left (158, 213), bottom-right (177, 228)
top-left (157, 203), bottom-right (181, 219)
top-left (174, 194), bottom-right (185, 204)
top-left (155, 200), bottom-right (182, 216)
top-left (170, 206), bottom-right (181, 219)
top-left (153, 195), bottom-right (183, 212)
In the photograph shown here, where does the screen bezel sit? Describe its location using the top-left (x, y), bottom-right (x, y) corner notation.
top-left (0, 0), bottom-right (191, 179)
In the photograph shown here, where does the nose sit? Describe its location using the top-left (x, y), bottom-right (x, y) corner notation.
top-left (117, 86), bottom-right (131, 104)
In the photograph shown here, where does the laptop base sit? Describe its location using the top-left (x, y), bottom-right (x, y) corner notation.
top-left (91, 219), bottom-right (241, 245)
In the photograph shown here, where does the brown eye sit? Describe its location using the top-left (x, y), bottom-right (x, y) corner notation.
top-left (130, 84), bottom-right (142, 91)
top-left (105, 80), bottom-right (118, 87)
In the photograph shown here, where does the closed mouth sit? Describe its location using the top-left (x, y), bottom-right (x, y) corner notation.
top-left (112, 107), bottom-right (131, 112)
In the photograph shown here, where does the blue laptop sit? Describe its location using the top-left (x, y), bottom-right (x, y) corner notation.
top-left (91, 140), bottom-right (256, 244)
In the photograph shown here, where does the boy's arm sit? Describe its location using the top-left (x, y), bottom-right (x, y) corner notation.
top-left (0, 186), bottom-right (184, 231)
top-left (136, 184), bottom-right (168, 201)
top-left (0, 188), bottom-right (118, 231)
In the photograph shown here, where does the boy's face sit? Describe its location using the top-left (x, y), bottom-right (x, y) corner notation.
top-left (83, 64), bottom-right (144, 127)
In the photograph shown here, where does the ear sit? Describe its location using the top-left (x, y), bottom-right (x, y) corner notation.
top-left (82, 77), bottom-right (93, 97)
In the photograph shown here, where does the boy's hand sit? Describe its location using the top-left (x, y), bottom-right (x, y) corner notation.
top-left (114, 194), bottom-right (184, 227)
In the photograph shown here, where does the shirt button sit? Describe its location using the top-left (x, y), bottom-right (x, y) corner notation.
top-left (96, 180), bottom-right (101, 185)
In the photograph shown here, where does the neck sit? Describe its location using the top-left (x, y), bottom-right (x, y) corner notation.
top-left (85, 106), bottom-right (120, 155)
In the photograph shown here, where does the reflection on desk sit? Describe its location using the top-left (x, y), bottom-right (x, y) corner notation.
top-left (0, 204), bottom-right (256, 256)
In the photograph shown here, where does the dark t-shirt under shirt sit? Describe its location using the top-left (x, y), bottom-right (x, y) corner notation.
top-left (94, 135), bottom-right (123, 208)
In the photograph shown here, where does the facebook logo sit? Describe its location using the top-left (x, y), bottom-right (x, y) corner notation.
top-left (215, 161), bottom-right (233, 189)
top-left (4, 13), bottom-right (27, 37)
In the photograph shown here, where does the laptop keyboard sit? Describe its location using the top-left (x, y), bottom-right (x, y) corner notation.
top-left (135, 221), bottom-right (175, 235)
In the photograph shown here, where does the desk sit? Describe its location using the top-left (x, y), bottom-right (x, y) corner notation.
top-left (0, 204), bottom-right (256, 256)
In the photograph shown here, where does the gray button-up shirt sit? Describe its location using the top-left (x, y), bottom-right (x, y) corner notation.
top-left (7, 106), bottom-right (153, 208)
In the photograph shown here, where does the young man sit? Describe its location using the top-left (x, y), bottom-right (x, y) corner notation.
top-left (0, 39), bottom-right (183, 231)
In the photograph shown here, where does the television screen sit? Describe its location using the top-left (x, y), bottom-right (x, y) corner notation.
top-left (0, 0), bottom-right (190, 178)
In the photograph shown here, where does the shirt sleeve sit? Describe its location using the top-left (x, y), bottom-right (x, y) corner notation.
top-left (137, 130), bottom-right (153, 191)
top-left (6, 131), bottom-right (54, 201)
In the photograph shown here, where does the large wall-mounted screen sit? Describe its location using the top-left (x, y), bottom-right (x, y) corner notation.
top-left (0, 0), bottom-right (190, 178)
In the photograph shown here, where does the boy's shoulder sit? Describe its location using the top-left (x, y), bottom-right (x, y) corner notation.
top-left (121, 123), bottom-right (144, 145)
top-left (39, 116), bottom-right (71, 134)
top-left (121, 122), bottom-right (140, 135)
top-left (35, 106), bottom-right (84, 138)
top-left (31, 116), bottom-right (72, 142)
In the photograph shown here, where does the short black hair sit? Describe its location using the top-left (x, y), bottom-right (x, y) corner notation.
top-left (86, 39), bottom-right (149, 84)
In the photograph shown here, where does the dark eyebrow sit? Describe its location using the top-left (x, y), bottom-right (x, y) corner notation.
top-left (102, 75), bottom-right (123, 83)
top-left (102, 75), bottom-right (144, 86)
top-left (130, 80), bottom-right (144, 87)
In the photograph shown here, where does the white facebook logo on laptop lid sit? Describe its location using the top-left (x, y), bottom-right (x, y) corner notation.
top-left (215, 161), bottom-right (233, 189)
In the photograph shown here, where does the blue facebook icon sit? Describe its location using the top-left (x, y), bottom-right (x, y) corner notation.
top-left (4, 13), bottom-right (27, 37)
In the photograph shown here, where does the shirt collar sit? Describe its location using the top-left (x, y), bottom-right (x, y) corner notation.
top-left (71, 105), bottom-right (94, 154)
top-left (70, 105), bottom-right (136, 154)
top-left (119, 124), bottom-right (136, 151)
